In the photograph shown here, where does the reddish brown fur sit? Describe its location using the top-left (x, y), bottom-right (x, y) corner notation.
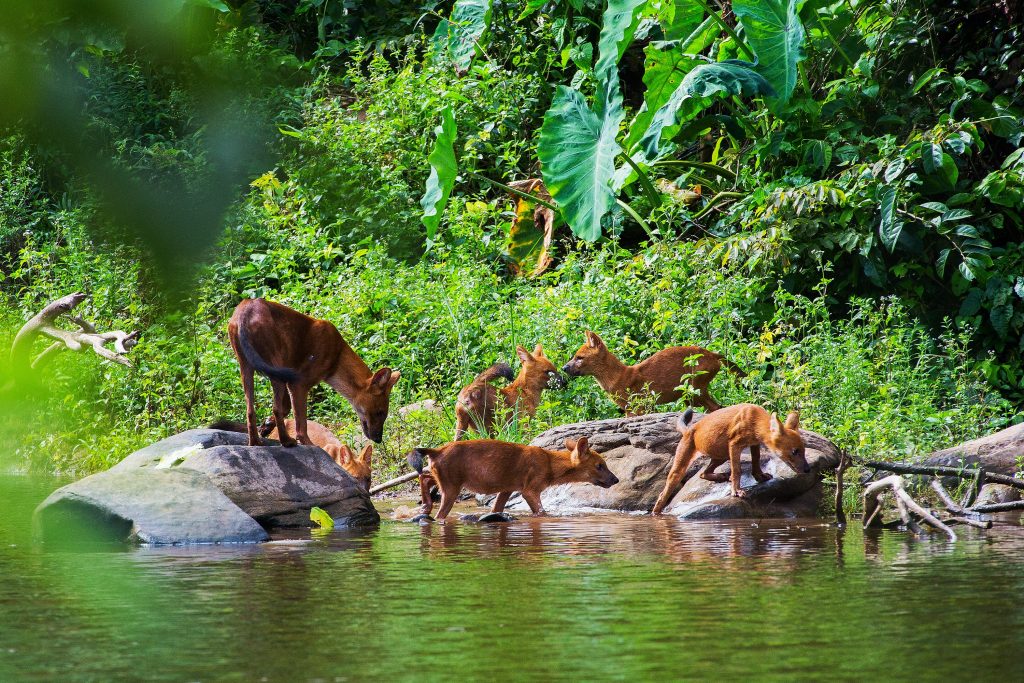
top-left (562, 331), bottom-right (743, 415)
top-left (651, 403), bottom-right (808, 514)
top-left (409, 437), bottom-right (619, 521)
top-left (454, 344), bottom-right (565, 440)
top-left (228, 298), bottom-right (399, 447)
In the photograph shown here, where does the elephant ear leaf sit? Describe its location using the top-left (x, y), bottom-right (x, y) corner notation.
top-left (505, 179), bottom-right (555, 277)
top-left (681, 60), bottom-right (776, 98)
top-left (732, 0), bottom-right (806, 108)
top-left (433, 0), bottom-right (494, 73)
top-left (309, 506), bottom-right (334, 531)
top-left (539, 0), bottom-right (645, 241)
top-left (420, 105), bottom-right (458, 243)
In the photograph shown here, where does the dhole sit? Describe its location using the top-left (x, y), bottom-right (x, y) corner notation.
top-left (208, 417), bottom-right (373, 490)
top-left (454, 345), bottom-right (566, 439)
top-left (228, 298), bottom-right (400, 447)
top-left (407, 437), bottom-right (619, 521)
top-left (651, 404), bottom-right (809, 514)
top-left (562, 331), bottom-right (744, 415)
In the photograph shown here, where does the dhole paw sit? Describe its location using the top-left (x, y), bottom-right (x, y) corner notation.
top-left (732, 488), bottom-right (748, 498)
top-left (753, 472), bottom-right (773, 483)
top-left (280, 438), bottom-right (298, 448)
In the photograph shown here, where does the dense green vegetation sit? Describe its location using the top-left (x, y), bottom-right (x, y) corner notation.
top-left (0, 0), bottom-right (1021, 488)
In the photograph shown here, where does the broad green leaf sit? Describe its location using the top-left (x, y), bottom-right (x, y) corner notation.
top-left (595, 0), bottom-right (649, 90)
top-left (310, 506), bottom-right (334, 531)
top-left (936, 248), bottom-right (951, 277)
top-left (420, 106), bottom-right (458, 242)
top-left (433, 0), bottom-right (494, 72)
top-left (878, 186), bottom-right (902, 251)
top-left (921, 143), bottom-right (944, 175)
top-left (733, 0), bottom-right (806, 107)
top-left (911, 67), bottom-right (943, 94)
top-left (659, 0), bottom-right (704, 41)
top-left (539, 86), bottom-right (622, 241)
top-left (680, 60), bottom-right (775, 99)
top-left (990, 304), bottom-right (1013, 338)
top-left (941, 209), bottom-right (972, 222)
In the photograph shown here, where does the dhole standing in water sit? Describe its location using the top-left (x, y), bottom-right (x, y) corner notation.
top-left (407, 437), bottom-right (619, 521)
top-left (651, 404), bottom-right (810, 514)
top-left (454, 344), bottom-right (566, 440)
top-left (209, 417), bottom-right (374, 490)
top-left (228, 298), bottom-right (400, 447)
top-left (562, 331), bottom-right (744, 415)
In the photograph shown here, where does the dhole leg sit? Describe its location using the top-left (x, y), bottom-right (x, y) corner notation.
top-left (239, 364), bottom-right (261, 446)
top-left (418, 473), bottom-right (436, 516)
top-left (453, 408), bottom-right (470, 441)
top-left (652, 435), bottom-right (698, 515)
top-left (271, 381), bottom-right (297, 447)
top-left (289, 385), bottom-right (313, 446)
top-left (728, 443), bottom-right (745, 497)
top-left (521, 491), bottom-right (545, 516)
top-left (700, 458), bottom-right (730, 482)
top-left (750, 444), bottom-right (772, 483)
top-left (694, 389), bottom-right (722, 413)
top-left (435, 481), bottom-right (461, 522)
top-left (491, 491), bottom-right (511, 513)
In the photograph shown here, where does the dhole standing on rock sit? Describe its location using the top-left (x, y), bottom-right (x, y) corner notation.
top-left (651, 404), bottom-right (810, 514)
top-left (562, 331), bottom-right (744, 415)
top-left (228, 298), bottom-right (400, 447)
top-left (407, 437), bottom-right (619, 521)
top-left (454, 344), bottom-right (566, 440)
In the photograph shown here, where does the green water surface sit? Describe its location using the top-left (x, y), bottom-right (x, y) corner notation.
top-left (2, 477), bottom-right (1022, 682)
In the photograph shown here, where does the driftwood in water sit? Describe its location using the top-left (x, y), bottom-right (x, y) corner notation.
top-left (968, 500), bottom-right (1024, 514)
top-left (862, 474), bottom-right (957, 541)
top-left (368, 470), bottom-right (420, 495)
top-left (11, 292), bottom-right (138, 369)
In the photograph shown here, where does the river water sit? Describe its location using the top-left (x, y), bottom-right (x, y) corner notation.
top-left (2, 477), bottom-right (1022, 681)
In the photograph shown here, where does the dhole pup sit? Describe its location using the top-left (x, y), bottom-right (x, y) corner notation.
top-left (209, 417), bottom-right (373, 490)
top-left (562, 331), bottom-right (744, 415)
top-left (651, 404), bottom-right (809, 514)
top-left (228, 298), bottom-right (400, 447)
top-left (454, 344), bottom-right (566, 440)
top-left (407, 437), bottom-right (619, 521)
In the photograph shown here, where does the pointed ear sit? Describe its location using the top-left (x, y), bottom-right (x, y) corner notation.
top-left (337, 445), bottom-right (353, 464)
top-left (570, 436), bottom-right (588, 465)
top-left (784, 411), bottom-right (800, 430)
top-left (564, 438), bottom-right (578, 452)
top-left (769, 412), bottom-right (782, 435)
top-left (359, 443), bottom-right (373, 464)
top-left (370, 367), bottom-right (391, 389)
top-left (533, 343), bottom-right (543, 356)
top-left (516, 345), bottom-right (531, 364)
top-left (388, 370), bottom-right (401, 388)
top-left (585, 331), bottom-right (604, 349)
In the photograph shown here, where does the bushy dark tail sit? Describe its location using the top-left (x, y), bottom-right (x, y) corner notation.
top-left (208, 419), bottom-right (248, 433)
top-left (676, 407), bottom-right (695, 433)
top-left (237, 319), bottom-right (299, 383)
top-left (718, 355), bottom-right (747, 378)
top-left (407, 447), bottom-right (440, 474)
top-left (474, 361), bottom-right (515, 384)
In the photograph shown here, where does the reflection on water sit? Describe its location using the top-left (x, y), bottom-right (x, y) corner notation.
top-left (1, 478), bottom-right (1023, 682)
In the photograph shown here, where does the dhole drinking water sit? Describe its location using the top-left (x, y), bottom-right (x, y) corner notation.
top-left (651, 404), bottom-right (809, 514)
top-left (209, 417), bottom-right (373, 490)
top-left (454, 344), bottom-right (566, 440)
top-left (228, 298), bottom-right (400, 447)
top-left (407, 437), bottom-right (619, 521)
top-left (562, 331), bottom-right (744, 415)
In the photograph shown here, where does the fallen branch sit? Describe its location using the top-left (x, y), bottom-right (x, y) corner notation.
top-left (862, 474), bottom-right (957, 541)
top-left (968, 500), bottom-right (1024, 514)
top-left (945, 516), bottom-right (992, 529)
top-left (834, 450), bottom-right (851, 525)
top-left (862, 460), bottom-right (1023, 491)
top-left (10, 293), bottom-right (138, 369)
top-left (929, 478), bottom-right (966, 514)
top-left (368, 470), bottom-right (420, 495)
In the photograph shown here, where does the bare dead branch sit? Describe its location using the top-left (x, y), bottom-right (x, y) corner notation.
top-left (368, 471), bottom-right (421, 495)
top-left (862, 474), bottom-right (957, 540)
top-left (862, 460), bottom-right (1022, 490)
top-left (968, 500), bottom-right (1024, 514)
top-left (929, 478), bottom-right (966, 514)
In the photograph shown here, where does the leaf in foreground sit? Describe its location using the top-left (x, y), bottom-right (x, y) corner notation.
top-left (420, 105), bottom-right (458, 243)
top-left (505, 179), bottom-right (555, 277)
top-left (733, 0), bottom-right (806, 108)
top-left (310, 506), bottom-right (334, 531)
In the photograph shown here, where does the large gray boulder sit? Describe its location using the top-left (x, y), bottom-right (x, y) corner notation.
top-left (924, 422), bottom-right (1024, 475)
top-left (35, 429), bottom-right (379, 545)
top-left (510, 411), bottom-right (841, 519)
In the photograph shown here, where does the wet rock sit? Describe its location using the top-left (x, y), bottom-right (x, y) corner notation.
top-left (518, 411), bottom-right (841, 519)
top-left (975, 483), bottom-right (1021, 506)
top-left (924, 422), bottom-right (1024, 475)
top-left (35, 428), bottom-right (379, 545)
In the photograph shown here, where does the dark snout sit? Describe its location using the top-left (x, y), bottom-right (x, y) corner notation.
top-left (361, 420), bottom-right (384, 444)
top-left (803, 463), bottom-right (812, 474)
top-left (596, 471), bottom-right (619, 488)
top-left (561, 362), bottom-right (579, 377)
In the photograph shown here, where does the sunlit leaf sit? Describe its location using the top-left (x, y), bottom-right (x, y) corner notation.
top-left (433, 0), bottom-right (494, 72)
top-left (733, 0), bottom-right (806, 108)
top-left (505, 179), bottom-right (555, 277)
top-left (878, 186), bottom-right (902, 251)
top-left (420, 105), bottom-right (458, 242)
top-left (310, 506), bottom-right (334, 531)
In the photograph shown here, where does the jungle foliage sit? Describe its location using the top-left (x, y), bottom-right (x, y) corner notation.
top-left (0, 0), bottom-right (1021, 479)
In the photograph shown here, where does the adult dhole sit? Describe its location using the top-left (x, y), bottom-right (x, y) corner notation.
top-left (208, 417), bottom-right (374, 490)
top-left (562, 331), bottom-right (744, 415)
top-left (651, 404), bottom-right (809, 514)
top-left (407, 437), bottom-right (618, 521)
top-left (454, 345), bottom-right (566, 440)
top-left (228, 298), bottom-right (399, 447)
